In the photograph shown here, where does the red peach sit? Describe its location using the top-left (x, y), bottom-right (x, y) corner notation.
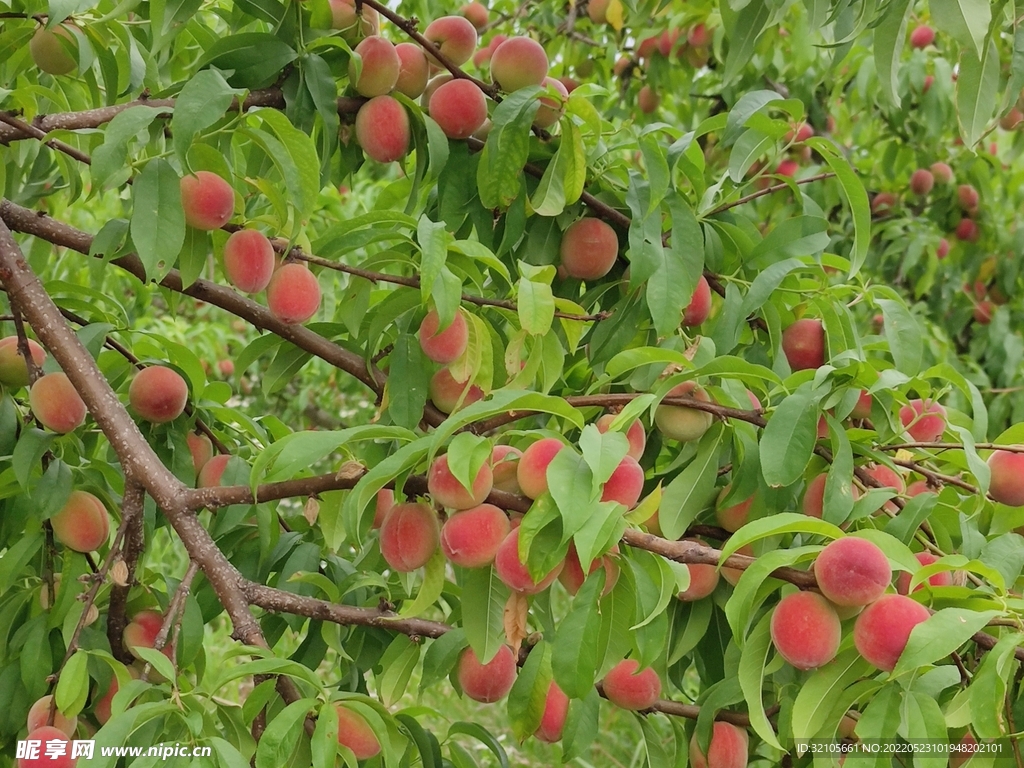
top-left (423, 15), bottom-right (479, 67)
top-left (782, 318), bottom-right (825, 371)
top-left (180, 171), bottom-right (234, 231)
top-left (50, 490), bottom-right (110, 553)
top-left (336, 705), bottom-right (381, 760)
top-left (427, 454), bottom-right (493, 510)
top-left (355, 95), bottom-right (411, 163)
top-left (394, 43), bottom-right (429, 98)
top-left (853, 593), bottom-right (930, 671)
top-left (534, 682), bottom-right (569, 742)
top-left (18, 726), bottom-right (76, 768)
top-left (128, 366), bottom-right (188, 424)
top-left (559, 218), bottom-right (618, 280)
top-left (715, 485), bottom-right (753, 532)
top-left (896, 552), bottom-right (953, 594)
top-left (349, 36), bottom-right (400, 98)
top-left (814, 537), bottom-right (891, 607)
top-left (428, 368), bottom-right (485, 414)
top-left (0, 336), bottom-right (46, 388)
top-left (418, 308), bottom-right (469, 364)
top-left (601, 659), bottom-right (661, 710)
top-left (372, 488), bottom-right (394, 529)
top-left (266, 263), bottom-right (321, 324)
top-left (494, 526), bottom-right (563, 594)
top-left (595, 414), bottom-right (647, 460)
top-left (516, 437), bottom-right (566, 499)
top-left (987, 449), bottom-right (1024, 506)
top-left (770, 591), bottom-right (842, 669)
top-left (601, 455), bottom-right (644, 508)
top-left (909, 25), bottom-right (934, 49)
top-left (682, 276), bottom-right (712, 326)
top-left (930, 162), bottom-right (953, 184)
top-left (458, 645), bottom-right (517, 702)
top-left (379, 502), bottom-right (439, 571)
top-left (429, 79), bottom-right (489, 139)
top-left (459, 1), bottom-right (488, 30)
top-left (30, 372), bottom-right (86, 433)
top-left (899, 399), bottom-right (946, 442)
top-left (655, 381), bottom-right (713, 442)
top-left (186, 432), bottom-right (213, 474)
top-left (440, 503), bottom-right (510, 568)
top-left (558, 543), bottom-right (619, 596)
top-left (689, 722), bottom-right (749, 768)
top-left (678, 562), bottom-right (720, 601)
top-left (27, 696), bottom-right (77, 737)
top-left (909, 169), bottom-right (934, 196)
top-left (197, 453), bottom-right (231, 488)
top-left (490, 445), bottom-right (522, 493)
top-left (491, 36), bottom-right (548, 92)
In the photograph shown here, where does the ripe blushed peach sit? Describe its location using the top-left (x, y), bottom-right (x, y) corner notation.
top-left (30, 372), bottom-right (86, 433)
top-left (601, 456), bottom-right (644, 508)
top-left (930, 162), bottom-right (954, 185)
top-left (440, 503), bottom-right (510, 567)
top-left (423, 15), bottom-right (478, 67)
top-left (899, 399), bottom-right (946, 442)
top-left (180, 171), bottom-right (234, 231)
top-left (349, 36), bottom-right (400, 97)
top-left (266, 263), bottom-right (321, 324)
top-left (494, 527), bottom-right (563, 593)
top-left (427, 454), bottom-right (493, 510)
top-left (802, 473), bottom-right (861, 518)
top-left (490, 445), bottom-right (522, 493)
top-left (905, 479), bottom-right (935, 497)
top-left (987, 449), bottom-right (1024, 506)
top-left (490, 36), bottom-right (548, 92)
top-left (459, 2), bottom-right (488, 30)
top-left (29, 26), bottom-right (77, 76)
top-left (329, 0), bottom-right (378, 39)
top-left (123, 609), bottom-right (163, 660)
top-left (429, 79), bottom-right (488, 139)
top-left (27, 695), bottom-right (77, 737)
top-left (129, 366), bottom-right (188, 424)
top-left (862, 463), bottom-right (905, 511)
top-left (715, 485), bottom-right (753, 532)
top-left (637, 85), bottom-right (660, 114)
top-left (896, 552), bottom-right (953, 594)
top-left (770, 591), bottom-right (841, 670)
top-left (379, 502), bottom-right (439, 571)
top-left (335, 705), bottom-right (381, 760)
top-left (534, 682), bottom-right (569, 742)
top-left (429, 368), bottom-right (485, 413)
top-left (418, 308), bottom-right (468, 363)
top-left (851, 390), bottom-right (873, 419)
top-left (421, 73), bottom-right (453, 108)
top-left (516, 437), bottom-right (566, 499)
top-left (534, 77), bottom-right (569, 128)
top-left (853, 593), bottom-right (930, 671)
top-left (559, 218), bottom-right (618, 280)
top-left (782, 318), bottom-right (825, 371)
top-left (957, 184), bottom-right (979, 210)
top-left (558, 544), bottom-right (619, 596)
top-left (394, 43), bottom-right (429, 98)
top-left (197, 453), bottom-right (231, 487)
top-left (909, 169), bottom-right (934, 196)
top-left (909, 25), bottom-right (934, 48)
top-left (457, 645), bottom-right (517, 702)
top-left (601, 659), bottom-right (661, 710)
top-left (776, 158), bottom-right (800, 177)
top-left (588, 0), bottom-right (609, 22)
top-left (94, 671), bottom-right (137, 725)
top-left (19, 726), bottom-right (75, 768)
top-left (373, 488), bottom-right (394, 529)
top-left (655, 381), bottom-right (713, 442)
top-left (683, 276), bottom-right (712, 326)
top-left (637, 36), bottom-right (659, 61)
top-left (595, 414), bottom-right (647, 460)
top-left (950, 733), bottom-right (980, 768)
top-left (223, 229), bottom-right (275, 293)
top-left (689, 722), bottom-right (749, 768)
top-left (936, 238), bottom-right (950, 259)
top-left (50, 490), bottom-right (110, 553)
top-left (974, 301), bottom-right (993, 325)
top-left (678, 559), bottom-right (720, 601)
top-left (955, 218), bottom-right (979, 242)
top-left (814, 537), bottom-right (891, 607)
top-left (0, 336), bottom-right (46, 387)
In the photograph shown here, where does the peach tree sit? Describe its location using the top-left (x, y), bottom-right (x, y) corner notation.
top-left (0, 0), bottom-right (1023, 766)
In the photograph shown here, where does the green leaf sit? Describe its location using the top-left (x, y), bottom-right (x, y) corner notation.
top-left (931, 0), bottom-right (989, 60)
top-left (658, 424), bottom-right (725, 540)
top-left (738, 612), bottom-right (784, 750)
top-left (892, 608), bottom-right (1003, 676)
top-left (792, 649), bottom-right (871, 743)
top-left (92, 106), bottom-right (165, 188)
top-left (506, 640), bottom-right (550, 741)
top-left (55, 649), bottom-right (89, 717)
top-left (957, 39), bottom-right (1000, 147)
top-left (256, 110), bottom-right (321, 219)
top-left (873, 0), bottom-right (912, 107)
top-left (552, 570), bottom-right (603, 698)
top-left (131, 158), bottom-right (185, 281)
top-left (420, 628), bottom-right (468, 693)
top-left (876, 297), bottom-right (923, 377)
top-left (254, 698), bottom-right (315, 768)
top-left (760, 385), bottom-right (822, 488)
top-left (461, 566), bottom-right (509, 665)
top-left (172, 69), bottom-right (239, 162)
top-left (970, 632), bottom-right (1023, 738)
top-left (376, 634), bottom-right (421, 707)
top-left (724, 90), bottom-right (784, 145)
top-left (722, 513), bottom-right (843, 560)
top-left (724, 1), bottom-right (771, 82)
top-left (447, 721), bottom-right (509, 768)
top-left (397, 548), bottom-right (446, 618)
top-left (518, 278), bottom-right (555, 336)
top-left (198, 33), bottom-right (298, 89)
top-left (806, 138), bottom-right (871, 275)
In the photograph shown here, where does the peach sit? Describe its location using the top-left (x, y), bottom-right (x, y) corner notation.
top-left (899, 399), bottom-right (946, 442)
top-left (716, 485), bottom-right (753, 532)
top-left (776, 158), bottom-right (800, 177)
top-left (421, 73), bottom-right (454, 108)
top-left (372, 488), bottom-right (394, 529)
top-left (335, 705), bottom-right (381, 760)
top-left (678, 562), bottom-right (720, 601)
top-left (601, 659), bottom-right (661, 710)
top-left (457, 645), bottom-right (517, 702)
top-left (223, 229), bottom-right (275, 293)
top-left (27, 695), bottom-right (77, 737)
top-left (180, 171), bottom-right (234, 231)
top-left (534, 682), bottom-right (569, 742)
top-left (722, 544), bottom-right (754, 585)
top-left (814, 537), bottom-right (891, 607)
top-left (18, 726), bottom-right (76, 768)
top-left (429, 79), bottom-right (488, 139)
top-left (638, 85), bottom-right (660, 114)
top-left (955, 219), bottom-right (979, 242)
top-left (490, 445), bottom-right (523, 493)
top-left (427, 454), bottom-right (493, 510)
top-left (851, 390), bottom-right (873, 419)
top-left (30, 373), bottom-right (86, 433)
top-left (29, 26), bottom-right (77, 76)
top-left (655, 380), bottom-right (714, 442)
top-left (266, 263), bottom-right (321, 324)
top-left (910, 25), bottom-right (934, 49)
top-left (558, 76), bottom-right (579, 93)
top-left (595, 414), bottom-right (646, 460)
top-left (428, 368), bottom-right (485, 414)
top-left (802, 473), bottom-right (828, 518)
top-left (688, 22), bottom-right (712, 48)
top-left (936, 238), bottom-right (950, 259)
top-left (588, 0), bottom-right (610, 23)
top-left (987, 449), bottom-right (1024, 506)
top-left (197, 453), bottom-right (231, 487)
top-left (862, 463), bottom-right (905, 498)
top-left (957, 184), bottom-right (979, 210)
top-left (440, 503), bottom-right (510, 567)
top-left (871, 192), bottom-right (898, 215)
top-left (516, 437), bottom-right (566, 499)
top-left (905, 479), bottom-right (935, 497)
top-left (534, 77), bottom-right (569, 129)
top-left (1001, 108), bottom-right (1024, 130)
top-left (950, 733), bottom-right (980, 768)
top-left (123, 609), bottom-right (163, 660)
top-left (329, 0), bottom-right (378, 39)
top-left (896, 552), bottom-right (953, 594)
top-left (217, 359), bottom-right (234, 376)
top-left (559, 543), bottom-right (619, 596)
top-left (909, 169), bottom-right (934, 196)
top-left (94, 675), bottom-right (122, 725)
top-left (559, 218), bottom-right (618, 280)
top-left (418, 308), bottom-right (468, 364)
top-left (612, 56), bottom-right (631, 77)
top-left (129, 366), bottom-right (188, 424)
top-left (782, 318), bottom-right (825, 371)
top-left (974, 301), bottom-right (993, 325)
top-left (494, 527), bottom-right (563, 594)
top-left (394, 43), bottom-right (429, 98)
top-left (490, 37), bottom-right (548, 92)
top-left (601, 456), bottom-right (644, 508)
top-left (423, 15), bottom-right (478, 67)
top-left (0, 336), bottom-right (46, 388)
top-left (689, 722), bottom-right (749, 768)
top-left (853, 593), bottom-right (930, 671)
top-left (683, 276), bottom-right (712, 326)
top-left (930, 162), bottom-right (953, 184)
top-left (770, 591), bottom-right (842, 669)
top-left (459, 2), bottom-right (488, 30)
top-left (50, 490), bottom-right (110, 553)
top-left (349, 36), bottom-right (400, 97)
top-left (379, 502), bottom-right (439, 571)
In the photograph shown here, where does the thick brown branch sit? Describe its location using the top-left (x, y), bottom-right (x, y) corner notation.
top-left (107, 482), bottom-right (146, 664)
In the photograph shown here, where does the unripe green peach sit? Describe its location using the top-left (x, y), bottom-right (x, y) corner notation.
top-left (129, 365), bottom-right (188, 424)
top-left (266, 263), bottom-right (321, 324)
top-left (655, 381), bottom-right (713, 442)
top-left (223, 229), bottom-right (275, 293)
top-left (0, 336), bottom-right (46, 388)
top-left (349, 36), bottom-right (400, 97)
top-left (29, 25), bottom-right (77, 76)
top-left (30, 372), bottom-right (87, 433)
top-left (329, 0), bottom-right (379, 40)
top-left (180, 171), bottom-right (234, 231)
top-left (490, 37), bottom-right (548, 92)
